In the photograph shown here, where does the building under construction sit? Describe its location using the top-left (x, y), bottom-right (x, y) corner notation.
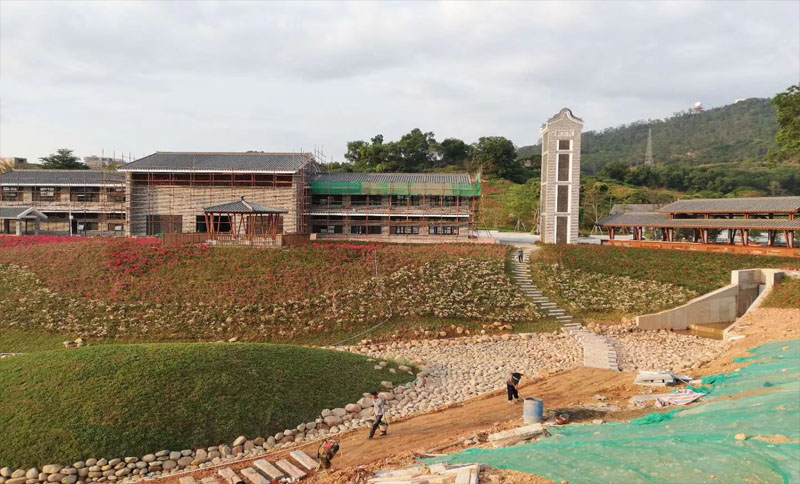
top-left (308, 172), bottom-right (481, 240)
top-left (111, 152), bottom-right (481, 241)
top-left (0, 170), bottom-right (126, 236)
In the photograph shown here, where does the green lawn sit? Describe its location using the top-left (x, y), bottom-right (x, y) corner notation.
top-left (0, 330), bottom-right (83, 353)
top-left (0, 342), bottom-right (413, 468)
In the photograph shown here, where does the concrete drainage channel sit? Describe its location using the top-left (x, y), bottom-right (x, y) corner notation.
top-left (510, 247), bottom-right (619, 372)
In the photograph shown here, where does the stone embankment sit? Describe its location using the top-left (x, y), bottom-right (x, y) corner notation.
top-left (599, 321), bottom-right (728, 372)
top-left (347, 332), bottom-right (583, 417)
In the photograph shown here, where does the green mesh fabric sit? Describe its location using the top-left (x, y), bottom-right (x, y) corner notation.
top-left (427, 339), bottom-right (800, 484)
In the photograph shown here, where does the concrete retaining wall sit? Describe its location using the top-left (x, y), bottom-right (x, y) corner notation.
top-left (636, 268), bottom-right (789, 331)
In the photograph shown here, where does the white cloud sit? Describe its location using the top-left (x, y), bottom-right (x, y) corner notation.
top-left (0, 0), bottom-right (797, 163)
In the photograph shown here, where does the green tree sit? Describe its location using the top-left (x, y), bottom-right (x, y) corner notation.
top-left (470, 137), bottom-right (518, 179)
top-left (437, 138), bottom-right (470, 168)
top-left (395, 129), bottom-right (436, 172)
top-left (39, 148), bottom-right (87, 170)
top-left (505, 178), bottom-right (540, 231)
top-left (768, 85), bottom-right (800, 164)
top-left (582, 181), bottom-right (612, 230)
top-left (600, 161), bottom-right (629, 182)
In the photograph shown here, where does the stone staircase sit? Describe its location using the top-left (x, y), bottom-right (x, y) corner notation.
top-left (510, 247), bottom-right (619, 372)
top-left (178, 449), bottom-right (318, 484)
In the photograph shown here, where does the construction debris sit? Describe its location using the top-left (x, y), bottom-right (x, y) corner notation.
top-left (368, 464), bottom-right (483, 484)
top-left (487, 423), bottom-right (546, 448)
top-left (633, 370), bottom-right (693, 387)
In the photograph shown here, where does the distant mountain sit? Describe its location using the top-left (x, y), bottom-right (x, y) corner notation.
top-left (518, 98), bottom-right (779, 174)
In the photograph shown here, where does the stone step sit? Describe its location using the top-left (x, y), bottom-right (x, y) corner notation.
top-left (240, 468), bottom-right (269, 484)
top-left (275, 460), bottom-right (307, 479)
top-left (180, 478), bottom-right (198, 484)
top-left (290, 450), bottom-right (319, 471)
top-left (253, 460), bottom-right (284, 480)
top-left (218, 469), bottom-right (244, 484)
top-left (201, 478), bottom-right (220, 484)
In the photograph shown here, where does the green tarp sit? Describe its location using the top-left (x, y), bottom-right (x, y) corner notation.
top-left (427, 339), bottom-right (800, 483)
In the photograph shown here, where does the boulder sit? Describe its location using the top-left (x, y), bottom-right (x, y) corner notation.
top-left (323, 415), bottom-right (342, 426)
top-left (41, 468), bottom-right (61, 476)
top-left (232, 436), bottom-right (246, 447)
top-left (331, 408), bottom-right (347, 417)
top-left (345, 403), bottom-right (362, 413)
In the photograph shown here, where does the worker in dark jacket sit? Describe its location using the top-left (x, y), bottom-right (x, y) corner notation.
top-left (507, 372), bottom-right (523, 403)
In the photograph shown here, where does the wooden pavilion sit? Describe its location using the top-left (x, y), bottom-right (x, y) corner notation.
top-left (203, 197), bottom-right (287, 241)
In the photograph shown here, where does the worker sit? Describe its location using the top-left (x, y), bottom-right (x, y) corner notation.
top-left (507, 372), bottom-right (523, 404)
top-left (367, 391), bottom-right (388, 439)
top-left (317, 438), bottom-right (340, 472)
top-left (517, 249), bottom-right (524, 263)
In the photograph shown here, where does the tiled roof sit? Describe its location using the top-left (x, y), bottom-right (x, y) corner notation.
top-left (598, 212), bottom-right (800, 230)
top-left (120, 152), bottom-right (314, 173)
top-left (0, 170), bottom-right (125, 186)
top-left (0, 207), bottom-right (47, 219)
top-left (203, 198), bottom-right (287, 214)
top-left (660, 197), bottom-right (800, 214)
top-left (312, 173), bottom-right (474, 184)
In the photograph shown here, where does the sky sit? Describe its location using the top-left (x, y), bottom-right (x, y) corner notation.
top-left (1, 1), bottom-right (798, 165)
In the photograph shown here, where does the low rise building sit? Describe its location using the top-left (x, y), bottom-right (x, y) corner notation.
top-left (308, 172), bottom-right (480, 240)
top-left (0, 170), bottom-right (126, 235)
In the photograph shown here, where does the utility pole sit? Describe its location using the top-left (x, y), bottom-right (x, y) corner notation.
top-left (644, 128), bottom-right (654, 166)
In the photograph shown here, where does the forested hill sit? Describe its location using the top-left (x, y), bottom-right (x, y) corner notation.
top-left (517, 98), bottom-right (778, 174)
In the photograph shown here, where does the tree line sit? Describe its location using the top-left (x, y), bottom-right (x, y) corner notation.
top-left (324, 129), bottom-right (536, 183)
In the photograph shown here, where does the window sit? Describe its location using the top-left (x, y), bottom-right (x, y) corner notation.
top-left (108, 223), bottom-right (124, 232)
top-left (557, 185), bottom-right (569, 212)
top-left (70, 187), bottom-right (100, 202)
top-left (558, 139), bottom-right (571, 151)
top-left (313, 224), bottom-right (343, 234)
top-left (350, 225), bottom-right (381, 235)
top-left (1, 187), bottom-right (20, 201)
top-left (33, 187), bottom-right (57, 201)
top-left (558, 153), bottom-right (570, 181)
top-left (312, 194), bottom-right (343, 206)
top-left (107, 187), bottom-right (125, 203)
top-left (146, 215), bottom-right (183, 235)
top-left (391, 226), bottom-right (419, 235)
top-left (429, 226), bottom-right (458, 235)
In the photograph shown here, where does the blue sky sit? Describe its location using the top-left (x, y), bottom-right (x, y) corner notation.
top-left (1, 1), bottom-right (798, 164)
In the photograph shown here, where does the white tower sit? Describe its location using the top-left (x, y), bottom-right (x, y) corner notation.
top-left (539, 108), bottom-right (583, 244)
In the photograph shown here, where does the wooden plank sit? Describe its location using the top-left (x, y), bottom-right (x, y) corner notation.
top-left (179, 478), bottom-right (198, 484)
top-left (289, 450), bottom-right (319, 471)
top-left (275, 459), bottom-right (307, 479)
top-left (239, 468), bottom-right (269, 484)
top-left (218, 468), bottom-right (244, 484)
top-left (252, 460), bottom-right (283, 480)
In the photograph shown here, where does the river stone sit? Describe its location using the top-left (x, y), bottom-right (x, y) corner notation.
top-left (11, 473), bottom-right (24, 480)
top-left (345, 403), bottom-right (361, 413)
top-left (160, 461), bottom-right (176, 471)
top-left (40, 468), bottom-right (61, 477)
top-left (176, 457), bottom-right (192, 467)
top-left (232, 436), bottom-right (246, 447)
top-left (331, 408), bottom-right (347, 417)
top-left (323, 415), bottom-right (342, 426)
top-left (25, 471), bottom-right (38, 480)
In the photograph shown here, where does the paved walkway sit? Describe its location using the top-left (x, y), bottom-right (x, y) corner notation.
top-left (509, 246), bottom-right (619, 372)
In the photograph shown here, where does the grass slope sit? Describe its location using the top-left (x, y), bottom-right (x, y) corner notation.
top-left (762, 277), bottom-right (800, 308)
top-left (0, 343), bottom-right (413, 467)
top-left (529, 244), bottom-right (799, 318)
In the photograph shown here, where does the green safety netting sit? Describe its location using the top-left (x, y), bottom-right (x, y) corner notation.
top-left (427, 339), bottom-right (800, 484)
top-left (309, 179), bottom-right (481, 197)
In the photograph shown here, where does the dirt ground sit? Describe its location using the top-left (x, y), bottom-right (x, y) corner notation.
top-left (155, 307), bottom-right (799, 484)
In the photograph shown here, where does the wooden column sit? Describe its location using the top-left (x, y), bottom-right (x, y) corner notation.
top-left (609, 228), bottom-right (615, 240)
top-left (701, 229), bottom-right (708, 244)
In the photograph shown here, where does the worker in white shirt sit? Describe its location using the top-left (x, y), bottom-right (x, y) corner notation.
top-left (367, 391), bottom-right (388, 439)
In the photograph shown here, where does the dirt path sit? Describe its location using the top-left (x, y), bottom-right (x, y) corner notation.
top-left (155, 307), bottom-right (799, 484)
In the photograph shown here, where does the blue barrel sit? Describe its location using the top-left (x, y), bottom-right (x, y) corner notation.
top-left (523, 397), bottom-right (543, 424)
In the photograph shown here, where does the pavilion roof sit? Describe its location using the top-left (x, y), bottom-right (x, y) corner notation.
top-left (598, 212), bottom-right (800, 231)
top-left (660, 196), bottom-right (800, 214)
top-left (0, 207), bottom-right (48, 220)
top-left (203, 198), bottom-right (287, 214)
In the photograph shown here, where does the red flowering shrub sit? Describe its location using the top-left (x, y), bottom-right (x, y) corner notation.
top-left (0, 235), bottom-right (86, 249)
top-left (105, 239), bottom-right (208, 276)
